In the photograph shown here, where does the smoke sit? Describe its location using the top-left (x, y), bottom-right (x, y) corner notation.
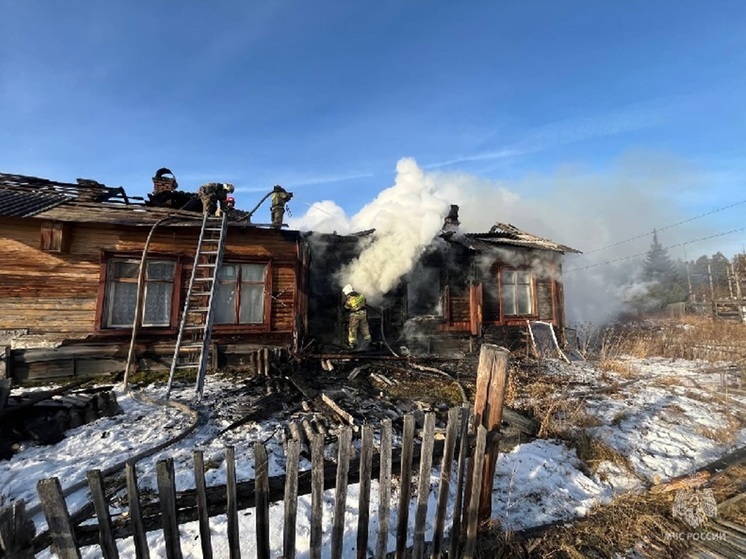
top-left (290, 153), bottom-right (719, 324)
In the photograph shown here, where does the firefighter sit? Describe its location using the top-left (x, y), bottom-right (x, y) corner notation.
top-left (199, 182), bottom-right (234, 216)
top-left (270, 185), bottom-right (293, 228)
top-left (342, 284), bottom-right (372, 350)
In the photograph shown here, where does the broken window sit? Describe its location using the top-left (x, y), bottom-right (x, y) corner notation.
top-left (215, 263), bottom-right (268, 325)
top-left (501, 269), bottom-right (534, 316)
top-left (407, 265), bottom-right (443, 317)
top-left (103, 258), bottom-right (176, 328)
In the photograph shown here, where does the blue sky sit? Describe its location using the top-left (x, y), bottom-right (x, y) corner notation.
top-left (1, 1), bottom-right (745, 258)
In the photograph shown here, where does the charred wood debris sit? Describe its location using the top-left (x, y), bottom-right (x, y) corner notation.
top-left (0, 379), bottom-right (122, 460)
top-left (0, 345), bottom-right (539, 462)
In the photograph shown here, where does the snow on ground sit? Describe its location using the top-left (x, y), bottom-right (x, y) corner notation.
top-left (4, 355), bottom-right (746, 558)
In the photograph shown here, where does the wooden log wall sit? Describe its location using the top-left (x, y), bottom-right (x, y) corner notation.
top-left (0, 217), bottom-right (300, 344)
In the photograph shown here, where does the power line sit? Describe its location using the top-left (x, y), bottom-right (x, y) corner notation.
top-left (580, 198), bottom-right (746, 255)
top-left (564, 226), bottom-right (746, 274)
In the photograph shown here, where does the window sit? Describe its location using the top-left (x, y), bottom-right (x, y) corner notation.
top-left (407, 264), bottom-right (443, 317)
top-left (40, 220), bottom-right (70, 252)
top-left (214, 263), bottom-right (268, 325)
top-left (103, 258), bottom-right (176, 328)
top-left (501, 269), bottom-right (533, 316)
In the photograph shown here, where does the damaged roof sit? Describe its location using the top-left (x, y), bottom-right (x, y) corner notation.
top-left (1, 173), bottom-right (222, 227)
top-left (446, 222), bottom-right (581, 254)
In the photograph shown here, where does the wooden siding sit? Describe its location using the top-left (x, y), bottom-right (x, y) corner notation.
top-left (438, 248), bottom-right (566, 333)
top-left (0, 218), bottom-right (300, 343)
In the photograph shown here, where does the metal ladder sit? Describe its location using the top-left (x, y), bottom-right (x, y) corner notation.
top-left (166, 212), bottom-right (228, 399)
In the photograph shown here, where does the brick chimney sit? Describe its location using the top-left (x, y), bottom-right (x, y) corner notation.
top-left (152, 167), bottom-right (178, 194)
top-left (442, 204), bottom-right (460, 232)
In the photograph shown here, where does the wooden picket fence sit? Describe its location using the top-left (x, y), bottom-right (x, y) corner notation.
top-left (0, 407), bottom-right (496, 559)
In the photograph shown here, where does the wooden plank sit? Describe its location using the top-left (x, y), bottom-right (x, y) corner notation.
top-left (375, 418), bottom-right (392, 559)
top-left (225, 446), bottom-right (240, 559)
top-left (37, 477), bottom-right (81, 559)
top-left (448, 407), bottom-right (470, 559)
top-left (395, 414), bottom-right (416, 559)
top-left (467, 344), bottom-right (509, 522)
top-left (463, 426), bottom-right (487, 559)
top-left (126, 463), bottom-right (150, 559)
top-left (193, 451), bottom-right (213, 559)
top-left (255, 442), bottom-right (271, 559)
top-left (356, 424), bottom-right (374, 559)
top-left (321, 393), bottom-right (356, 426)
top-left (430, 407), bottom-right (459, 559)
top-left (86, 469), bottom-right (119, 559)
top-left (156, 459), bottom-right (183, 559)
top-left (310, 433), bottom-right (324, 559)
top-left (412, 413), bottom-right (436, 559)
top-left (283, 439), bottom-right (301, 559)
top-left (331, 427), bottom-right (353, 559)
top-left (0, 500), bottom-right (35, 559)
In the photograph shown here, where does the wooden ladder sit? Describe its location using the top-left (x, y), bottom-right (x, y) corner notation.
top-left (166, 212), bottom-right (228, 399)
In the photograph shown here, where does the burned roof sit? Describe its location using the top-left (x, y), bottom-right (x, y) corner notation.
top-left (446, 222), bottom-right (580, 254)
top-left (0, 172), bottom-right (244, 228)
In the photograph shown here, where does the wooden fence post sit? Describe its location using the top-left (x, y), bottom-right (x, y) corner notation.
top-left (412, 413), bottom-right (436, 559)
top-left (225, 446), bottom-right (240, 559)
top-left (0, 500), bottom-right (35, 559)
top-left (37, 477), bottom-right (81, 559)
top-left (430, 407), bottom-right (460, 559)
top-left (193, 451), bottom-right (213, 559)
top-left (375, 418), bottom-right (393, 559)
top-left (463, 427), bottom-right (487, 559)
top-left (448, 407), bottom-right (470, 559)
top-left (86, 469), bottom-right (120, 559)
top-left (125, 463), bottom-right (150, 559)
top-left (331, 427), bottom-right (353, 559)
top-left (395, 414), bottom-right (415, 559)
top-left (283, 439), bottom-right (301, 559)
top-left (255, 442), bottom-right (271, 559)
top-left (156, 458), bottom-right (183, 559)
top-left (471, 343), bottom-right (510, 522)
top-left (356, 424), bottom-right (374, 559)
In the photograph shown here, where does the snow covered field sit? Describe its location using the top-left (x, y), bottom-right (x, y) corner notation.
top-left (2, 355), bottom-right (745, 558)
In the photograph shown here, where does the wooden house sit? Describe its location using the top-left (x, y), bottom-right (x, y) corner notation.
top-left (0, 173), bottom-right (309, 382)
top-left (305, 214), bottom-right (580, 354)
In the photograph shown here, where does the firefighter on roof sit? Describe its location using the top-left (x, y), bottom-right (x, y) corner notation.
top-left (342, 284), bottom-right (372, 350)
top-left (270, 185), bottom-right (293, 228)
top-left (199, 182), bottom-right (234, 217)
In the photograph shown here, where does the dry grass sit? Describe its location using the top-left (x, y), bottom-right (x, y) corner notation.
top-left (599, 316), bottom-right (746, 362)
top-left (569, 431), bottom-right (631, 476)
top-left (597, 358), bottom-right (638, 379)
top-left (524, 491), bottom-right (689, 558)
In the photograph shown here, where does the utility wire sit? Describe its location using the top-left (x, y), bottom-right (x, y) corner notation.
top-left (578, 198), bottom-right (746, 256)
top-left (564, 226), bottom-right (746, 274)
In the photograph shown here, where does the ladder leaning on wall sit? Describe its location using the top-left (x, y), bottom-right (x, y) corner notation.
top-left (166, 212), bottom-right (228, 400)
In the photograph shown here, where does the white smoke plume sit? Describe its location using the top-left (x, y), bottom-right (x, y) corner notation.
top-left (290, 154), bottom-right (723, 324)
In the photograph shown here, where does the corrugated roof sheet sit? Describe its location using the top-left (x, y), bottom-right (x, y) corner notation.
top-left (0, 189), bottom-right (68, 218)
top-left (446, 222), bottom-right (581, 254)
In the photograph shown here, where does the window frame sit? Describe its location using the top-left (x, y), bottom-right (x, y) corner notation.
top-left (95, 252), bottom-right (182, 334)
top-left (212, 258), bottom-right (273, 332)
top-left (499, 267), bottom-right (537, 318)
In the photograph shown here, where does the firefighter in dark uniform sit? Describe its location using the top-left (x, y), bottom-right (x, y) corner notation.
top-left (199, 182), bottom-right (234, 216)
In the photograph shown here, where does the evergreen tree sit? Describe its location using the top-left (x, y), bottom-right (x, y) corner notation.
top-left (642, 230), bottom-right (676, 282)
top-left (640, 230), bottom-right (688, 309)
